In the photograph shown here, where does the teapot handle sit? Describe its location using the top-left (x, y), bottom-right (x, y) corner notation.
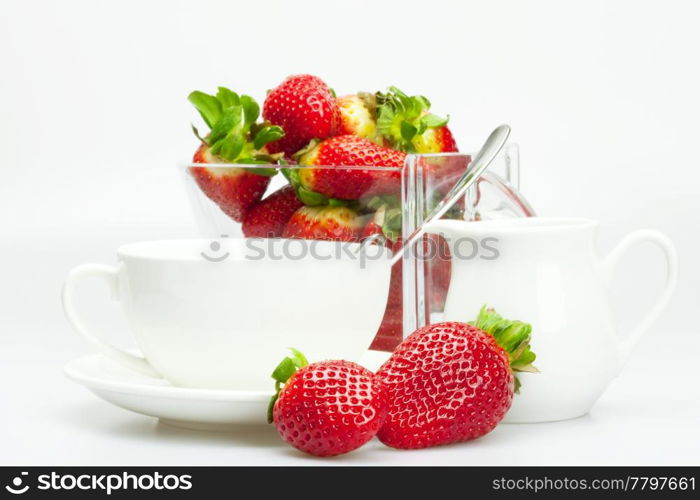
top-left (604, 230), bottom-right (678, 363)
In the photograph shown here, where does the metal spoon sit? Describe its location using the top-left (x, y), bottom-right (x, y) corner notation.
top-left (389, 124), bottom-right (511, 266)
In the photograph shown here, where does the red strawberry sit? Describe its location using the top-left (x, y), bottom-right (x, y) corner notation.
top-left (376, 86), bottom-right (459, 153)
top-left (283, 205), bottom-right (365, 242)
top-left (190, 146), bottom-right (270, 222)
top-left (188, 87), bottom-right (285, 222)
top-left (425, 233), bottom-right (452, 311)
top-left (361, 205), bottom-right (405, 352)
top-left (242, 185), bottom-right (303, 238)
top-left (269, 350), bottom-right (388, 457)
top-left (337, 93), bottom-right (379, 142)
top-left (369, 304), bottom-right (403, 352)
top-left (376, 307), bottom-right (537, 449)
top-left (369, 235), bottom-right (452, 353)
top-left (361, 205), bottom-right (452, 352)
top-left (295, 135), bottom-right (406, 200)
top-left (360, 202), bottom-right (402, 248)
top-left (418, 124), bottom-right (458, 153)
top-left (262, 74), bottom-right (340, 156)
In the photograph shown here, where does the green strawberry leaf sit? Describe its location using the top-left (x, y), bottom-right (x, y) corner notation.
top-left (297, 185), bottom-right (329, 206)
top-left (363, 194), bottom-right (400, 211)
top-left (282, 167), bottom-right (298, 185)
top-left (190, 124), bottom-right (207, 144)
top-left (271, 357), bottom-right (297, 384)
top-left (384, 207), bottom-right (402, 231)
top-left (234, 155), bottom-right (280, 176)
top-left (241, 95), bottom-right (260, 128)
top-left (376, 106), bottom-right (397, 136)
top-left (188, 91), bottom-right (222, 129)
top-left (253, 125), bottom-right (285, 150)
top-left (211, 133), bottom-right (244, 161)
top-left (328, 197), bottom-right (348, 207)
top-left (387, 86), bottom-right (411, 111)
top-left (414, 94), bottom-right (431, 111)
top-left (208, 106), bottom-right (243, 144)
top-left (469, 306), bottom-right (539, 393)
top-left (250, 168), bottom-right (279, 176)
top-left (371, 204), bottom-right (402, 243)
top-left (216, 87), bottom-right (240, 109)
top-left (285, 167), bottom-right (328, 205)
top-left (273, 156), bottom-right (288, 166)
top-left (190, 87), bottom-right (277, 166)
top-left (238, 163), bottom-right (279, 176)
top-left (421, 113), bottom-right (449, 129)
top-left (287, 348), bottom-right (308, 368)
top-left (268, 348), bottom-right (309, 423)
top-left (375, 86), bottom-right (448, 152)
top-left (400, 121), bottom-right (417, 141)
top-left (511, 349), bottom-right (537, 371)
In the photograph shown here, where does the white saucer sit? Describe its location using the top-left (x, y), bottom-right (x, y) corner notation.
top-left (64, 353), bottom-right (273, 430)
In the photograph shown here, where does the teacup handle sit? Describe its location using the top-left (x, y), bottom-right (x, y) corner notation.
top-left (62, 263), bottom-right (159, 377)
top-left (604, 230), bottom-right (678, 362)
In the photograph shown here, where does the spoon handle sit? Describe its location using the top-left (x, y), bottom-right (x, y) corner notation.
top-left (390, 124), bottom-right (511, 266)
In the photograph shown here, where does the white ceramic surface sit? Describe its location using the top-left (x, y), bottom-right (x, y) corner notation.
top-left (428, 217), bottom-right (678, 423)
top-left (64, 353), bottom-right (272, 428)
top-left (62, 239), bottom-right (392, 390)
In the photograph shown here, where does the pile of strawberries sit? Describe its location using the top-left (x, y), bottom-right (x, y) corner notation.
top-left (269, 307), bottom-right (537, 457)
top-left (188, 75), bottom-right (461, 351)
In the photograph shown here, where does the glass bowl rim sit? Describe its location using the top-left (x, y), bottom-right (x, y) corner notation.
top-left (180, 151), bottom-right (475, 172)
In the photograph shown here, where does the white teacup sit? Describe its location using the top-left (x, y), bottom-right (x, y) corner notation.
top-left (427, 217), bottom-right (678, 423)
top-left (62, 239), bottom-right (392, 390)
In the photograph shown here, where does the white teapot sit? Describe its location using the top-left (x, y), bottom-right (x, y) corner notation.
top-left (426, 217), bottom-right (678, 423)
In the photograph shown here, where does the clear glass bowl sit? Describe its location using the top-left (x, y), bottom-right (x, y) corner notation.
top-left (182, 144), bottom-right (534, 352)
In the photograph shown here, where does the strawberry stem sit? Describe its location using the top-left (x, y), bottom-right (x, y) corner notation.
top-left (469, 306), bottom-right (538, 393)
top-left (283, 167), bottom-right (349, 207)
top-left (188, 86), bottom-right (285, 168)
top-left (375, 86), bottom-right (449, 152)
top-left (267, 348), bottom-right (309, 423)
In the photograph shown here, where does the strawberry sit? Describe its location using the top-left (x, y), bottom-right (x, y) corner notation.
top-left (294, 135), bottom-right (406, 201)
top-left (368, 234), bottom-right (452, 353)
top-left (360, 200), bottom-right (402, 245)
top-left (190, 146), bottom-right (271, 222)
top-left (188, 87), bottom-right (285, 222)
top-left (376, 86), bottom-right (459, 153)
top-left (262, 74), bottom-right (340, 156)
top-left (241, 185), bottom-right (303, 238)
top-left (361, 205), bottom-right (405, 352)
top-left (425, 233), bottom-right (452, 311)
top-left (361, 204), bottom-right (452, 351)
top-left (337, 93), bottom-right (380, 142)
top-left (283, 205), bottom-right (365, 242)
top-left (269, 349), bottom-right (388, 457)
top-left (376, 307), bottom-right (537, 449)
top-left (417, 124), bottom-right (458, 153)
top-left (369, 305), bottom-right (403, 352)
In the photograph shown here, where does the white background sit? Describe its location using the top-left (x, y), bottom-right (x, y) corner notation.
top-left (0, 0), bottom-right (698, 466)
